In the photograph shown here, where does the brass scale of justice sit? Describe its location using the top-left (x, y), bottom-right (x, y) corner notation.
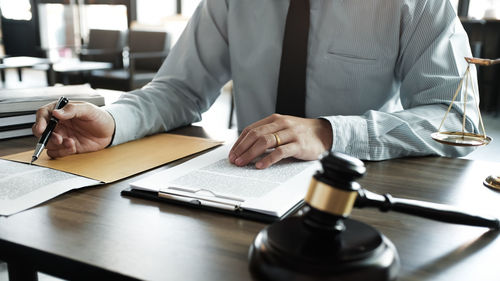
top-left (430, 56), bottom-right (500, 190)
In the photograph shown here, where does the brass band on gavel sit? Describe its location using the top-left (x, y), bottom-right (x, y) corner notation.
top-left (304, 177), bottom-right (358, 217)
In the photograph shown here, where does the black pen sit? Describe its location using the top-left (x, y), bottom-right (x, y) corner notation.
top-left (31, 96), bottom-right (69, 164)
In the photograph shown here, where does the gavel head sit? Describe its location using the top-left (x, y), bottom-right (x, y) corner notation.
top-left (303, 152), bottom-right (366, 230)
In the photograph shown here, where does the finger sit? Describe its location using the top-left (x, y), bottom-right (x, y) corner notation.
top-left (232, 126), bottom-right (296, 164)
top-left (255, 143), bottom-right (298, 169)
top-left (47, 138), bottom-right (77, 159)
top-left (45, 132), bottom-right (64, 150)
top-left (233, 133), bottom-right (278, 166)
top-left (231, 124), bottom-right (283, 164)
top-left (52, 102), bottom-right (97, 122)
top-left (230, 114), bottom-right (298, 163)
top-left (51, 103), bottom-right (78, 121)
top-left (230, 114), bottom-right (282, 156)
top-left (62, 137), bottom-right (76, 149)
top-left (32, 105), bottom-right (53, 137)
top-left (271, 129), bottom-right (295, 147)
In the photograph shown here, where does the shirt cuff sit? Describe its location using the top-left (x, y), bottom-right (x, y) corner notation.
top-left (320, 115), bottom-right (370, 160)
top-left (102, 103), bottom-right (137, 146)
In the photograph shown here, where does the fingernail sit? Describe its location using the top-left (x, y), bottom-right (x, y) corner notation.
top-left (229, 153), bottom-right (236, 162)
top-left (255, 162), bottom-right (263, 169)
top-left (54, 109), bottom-right (64, 115)
top-left (235, 158), bottom-right (243, 166)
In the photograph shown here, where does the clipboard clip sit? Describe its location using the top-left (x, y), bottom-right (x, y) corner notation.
top-left (158, 186), bottom-right (244, 211)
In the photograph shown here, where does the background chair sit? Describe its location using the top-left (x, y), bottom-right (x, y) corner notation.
top-left (89, 30), bottom-right (169, 91)
top-left (53, 29), bottom-right (124, 85)
top-left (79, 29), bottom-right (124, 68)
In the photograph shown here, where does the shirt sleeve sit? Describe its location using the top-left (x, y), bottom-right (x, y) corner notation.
top-left (103, 0), bottom-right (231, 145)
top-left (323, 0), bottom-right (479, 160)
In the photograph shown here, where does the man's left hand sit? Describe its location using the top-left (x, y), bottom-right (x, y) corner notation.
top-left (229, 114), bottom-right (333, 169)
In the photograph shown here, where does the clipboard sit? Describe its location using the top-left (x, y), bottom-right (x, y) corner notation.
top-left (120, 145), bottom-right (320, 223)
top-left (120, 187), bottom-right (305, 223)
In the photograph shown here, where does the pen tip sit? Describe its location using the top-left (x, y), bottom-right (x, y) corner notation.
top-left (31, 156), bottom-right (37, 164)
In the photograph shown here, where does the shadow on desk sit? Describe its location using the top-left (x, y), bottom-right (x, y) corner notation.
top-left (402, 230), bottom-right (500, 281)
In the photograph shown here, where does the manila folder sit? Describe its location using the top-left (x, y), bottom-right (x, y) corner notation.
top-left (2, 133), bottom-right (222, 183)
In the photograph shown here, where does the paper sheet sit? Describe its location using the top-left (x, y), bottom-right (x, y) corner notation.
top-left (0, 159), bottom-right (100, 216)
top-left (131, 145), bottom-right (320, 217)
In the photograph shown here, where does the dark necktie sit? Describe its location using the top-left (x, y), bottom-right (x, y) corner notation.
top-left (275, 0), bottom-right (310, 117)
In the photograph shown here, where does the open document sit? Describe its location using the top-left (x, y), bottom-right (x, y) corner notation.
top-left (1, 133), bottom-right (221, 216)
top-left (0, 159), bottom-right (100, 216)
top-left (129, 145), bottom-right (321, 218)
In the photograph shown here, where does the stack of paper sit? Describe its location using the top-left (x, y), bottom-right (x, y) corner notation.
top-left (0, 84), bottom-right (105, 139)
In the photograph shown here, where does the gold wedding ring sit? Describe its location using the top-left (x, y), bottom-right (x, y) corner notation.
top-left (273, 132), bottom-right (281, 147)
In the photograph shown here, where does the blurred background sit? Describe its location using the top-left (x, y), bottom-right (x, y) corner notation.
top-left (0, 0), bottom-right (498, 159)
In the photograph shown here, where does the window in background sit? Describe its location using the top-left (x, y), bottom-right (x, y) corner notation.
top-left (39, 4), bottom-right (128, 60)
top-left (469, 0), bottom-right (500, 19)
top-left (38, 4), bottom-right (77, 58)
top-left (181, 0), bottom-right (201, 17)
top-left (136, 0), bottom-right (201, 46)
top-left (0, 0), bottom-right (32, 21)
top-left (80, 4), bottom-right (128, 42)
top-left (137, 0), bottom-right (201, 23)
top-left (137, 0), bottom-right (176, 25)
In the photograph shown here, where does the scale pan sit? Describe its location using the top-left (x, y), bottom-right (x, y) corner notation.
top-left (431, 132), bottom-right (492, 146)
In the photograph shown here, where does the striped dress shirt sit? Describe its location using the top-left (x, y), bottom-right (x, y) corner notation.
top-left (105, 0), bottom-right (479, 160)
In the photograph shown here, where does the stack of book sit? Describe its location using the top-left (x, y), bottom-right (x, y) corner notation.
top-left (0, 84), bottom-right (105, 140)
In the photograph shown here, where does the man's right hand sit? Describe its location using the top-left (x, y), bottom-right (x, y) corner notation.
top-left (32, 101), bottom-right (115, 159)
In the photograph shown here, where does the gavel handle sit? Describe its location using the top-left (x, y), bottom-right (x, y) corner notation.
top-left (355, 189), bottom-right (500, 230)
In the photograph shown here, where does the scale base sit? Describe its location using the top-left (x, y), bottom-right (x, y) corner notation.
top-left (484, 174), bottom-right (500, 191)
top-left (249, 218), bottom-right (399, 281)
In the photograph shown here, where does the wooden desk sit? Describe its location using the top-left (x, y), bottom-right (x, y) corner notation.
top-left (0, 128), bottom-right (499, 281)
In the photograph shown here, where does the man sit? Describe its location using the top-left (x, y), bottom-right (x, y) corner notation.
top-left (34, 0), bottom-right (478, 169)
